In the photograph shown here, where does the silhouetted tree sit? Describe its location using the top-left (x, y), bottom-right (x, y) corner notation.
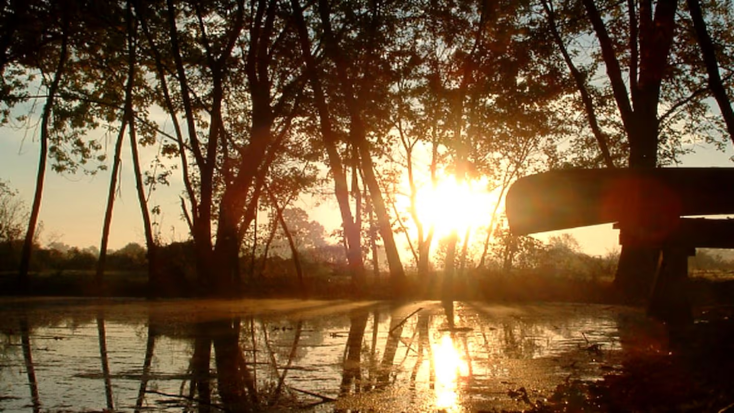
top-left (290, 0), bottom-right (366, 287)
top-left (687, 0), bottom-right (734, 141)
top-left (17, 6), bottom-right (70, 288)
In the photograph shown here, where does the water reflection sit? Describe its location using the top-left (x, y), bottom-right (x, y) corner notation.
top-left (0, 299), bottom-right (665, 412)
top-left (96, 310), bottom-right (114, 410)
top-left (340, 310), bottom-right (368, 396)
top-left (434, 334), bottom-right (462, 410)
top-left (19, 314), bottom-right (39, 413)
top-left (134, 318), bottom-right (156, 413)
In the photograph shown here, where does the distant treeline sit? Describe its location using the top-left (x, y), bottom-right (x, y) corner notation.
top-left (3, 234), bottom-right (733, 285)
top-left (0, 240), bottom-right (189, 274)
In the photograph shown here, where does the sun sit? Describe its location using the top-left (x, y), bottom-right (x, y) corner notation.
top-left (415, 178), bottom-right (496, 238)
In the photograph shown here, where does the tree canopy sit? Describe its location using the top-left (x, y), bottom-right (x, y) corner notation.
top-left (2, 0), bottom-right (733, 296)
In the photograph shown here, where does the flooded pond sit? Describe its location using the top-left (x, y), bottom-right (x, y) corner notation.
top-left (0, 298), bottom-right (668, 412)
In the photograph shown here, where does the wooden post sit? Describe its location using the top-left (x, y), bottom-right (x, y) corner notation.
top-left (648, 246), bottom-right (694, 325)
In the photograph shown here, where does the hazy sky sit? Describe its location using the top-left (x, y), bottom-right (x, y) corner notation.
top-left (1, 125), bottom-right (189, 250)
top-left (2, 121), bottom-right (732, 255)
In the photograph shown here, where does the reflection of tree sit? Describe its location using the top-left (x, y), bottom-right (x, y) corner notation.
top-left (341, 310), bottom-right (369, 395)
top-left (368, 309), bottom-right (381, 385)
top-left (459, 333), bottom-right (473, 378)
top-left (96, 310), bottom-right (114, 410)
top-left (377, 307), bottom-right (406, 387)
top-left (135, 317), bottom-right (157, 413)
top-left (20, 314), bottom-right (40, 413)
top-left (443, 300), bottom-right (455, 329)
top-left (264, 320), bottom-right (303, 405)
top-left (180, 318), bottom-right (260, 412)
top-left (212, 317), bottom-right (258, 410)
top-left (188, 323), bottom-right (213, 412)
top-left (410, 312), bottom-right (434, 389)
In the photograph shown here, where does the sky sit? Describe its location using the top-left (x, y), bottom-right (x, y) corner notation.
top-left (1, 120), bottom-right (733, 256)
top-left (0, 124), bottom-right (189, 250)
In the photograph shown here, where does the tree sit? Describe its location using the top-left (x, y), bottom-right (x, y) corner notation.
top-left (686, 0), bottom-right (734, 142)
top-left (7, 0), bottom-right (733, 300)
top-left (576, 0), bottom-right (723, 298)
top-left (541, 0), bottom-right (616, 168)
top-left (135, 0), bottom-right (305, 295)
top-left (96, 0), bottom-right (137, 285)
top-left (289, 0), bottom-right (366, 286)
top-left (313, 0), bottom-right (407, 288)
top-left (125, 0), bottom-right (163, 294)
top-left (385, 0), bottom-right (570, 280)
top-left (0, 179), bottom-right (30, 271)
top-left (4, 1), bottom-right (128, 287)
top-left (17, 6), bottom-right (70, 287)
top-left (0, 179), bottom-right (28, 242)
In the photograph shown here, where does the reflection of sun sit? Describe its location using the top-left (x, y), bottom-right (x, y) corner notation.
top-left (416, 178), bottom-right (497, 238)
top-left (433, 334), bottom-right (469, 411)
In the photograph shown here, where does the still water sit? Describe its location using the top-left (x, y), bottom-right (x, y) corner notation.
top-left (0, 298), bottom-right (666, 412)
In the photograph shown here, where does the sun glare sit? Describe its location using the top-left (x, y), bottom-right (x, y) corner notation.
top-left (415, 178), bottom-right (497, 238)
top-left (433, 334), bottom-right (470, 411)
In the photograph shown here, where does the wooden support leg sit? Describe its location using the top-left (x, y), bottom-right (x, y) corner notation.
top-left (648, 247), bottom-right (693, 325)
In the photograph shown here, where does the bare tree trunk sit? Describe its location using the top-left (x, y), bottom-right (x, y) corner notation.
top-left (18, 29), bottom-right (69, 287)
top-left (687, 0), bottom-right (734, 142)
top-left (443, 231), bottom-right (459, 299)
top-left (352, 148), bottom-right (362, 241)
top-left (583, 0), bottom-right (678, 300)
top-left (417, 130), bottom-right (440, 276)
top-left (458, 227), bottom-right (471, 276)
top-left (477, 185), bottom-right (507, 269)
top-left (95, 122), bottom-right (126, 286)
top-left (258, 209), bottom-right (279, 278)
top-left (129, 98), bottom-right (159, 296)
top-left (250, 212), bottom-right (258, 275)
top-left (267, 188), bottom-right (304, 291)
top-left (164, 0), bottom-right (212, 292)
top-left (441, 2), bottom-right (490, 292)
top-left (96, 0), bottom-right (137, 288)
top-left (395, 118), bottom-right (433, 276)
top-left (237, 126), bottom-right (300, 280)
top-left (315, 0), bottom-right (405, 288)
top-left (542, 0), bottom-right (615, 168)
top-left (502, 236), bottom-right (516, 273)
top-left (290, 0), bottom-right (365, 286)
top-left (357, 145), bottom-right (406, 285)
top-left (136, 0), bottom-right (197, 216)
top-left (365, 184), bottom-right (380, 278)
